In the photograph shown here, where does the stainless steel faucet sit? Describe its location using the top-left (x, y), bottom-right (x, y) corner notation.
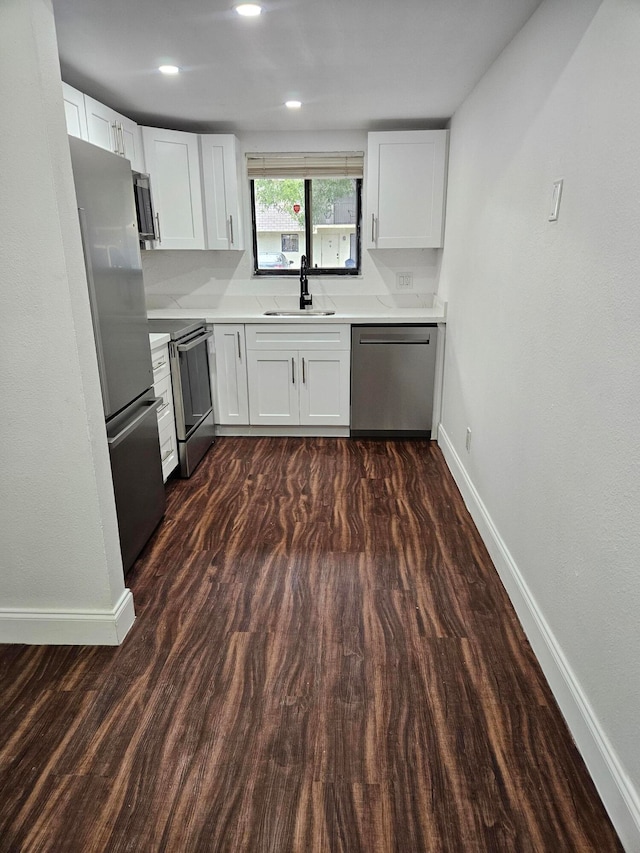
top-left (299, 254), bottom-right (312, 309)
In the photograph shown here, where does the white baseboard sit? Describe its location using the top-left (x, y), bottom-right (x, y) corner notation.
top-left (0, 588), bottom-right (135, 646)
top-left (438, 425), bottom-right (640, 853)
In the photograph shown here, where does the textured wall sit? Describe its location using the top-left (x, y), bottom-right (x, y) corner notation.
top-left (0, 0), bottom-right (126, 614)
top-left (439, 0), bottom-right (640, 819)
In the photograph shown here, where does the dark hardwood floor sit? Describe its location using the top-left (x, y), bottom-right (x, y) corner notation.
top-left (0, 438), bottom-right (622, 852)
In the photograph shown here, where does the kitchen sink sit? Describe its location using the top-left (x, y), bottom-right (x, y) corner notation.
top-left (263, 310), bottom-right (336, 316)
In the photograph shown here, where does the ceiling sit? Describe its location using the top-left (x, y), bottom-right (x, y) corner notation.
top-left (52, 0), bottom-right (544, 134)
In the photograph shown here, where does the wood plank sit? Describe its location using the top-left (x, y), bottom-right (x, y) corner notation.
top-left (0, 438), bottom-right (622, 852)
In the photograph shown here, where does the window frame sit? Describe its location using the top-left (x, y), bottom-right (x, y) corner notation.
top-left (250, 178), bottom-right (362, 277)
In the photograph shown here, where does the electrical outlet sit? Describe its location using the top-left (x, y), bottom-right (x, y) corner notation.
top-left (396, 271), bottom-right (414, 290)
top-left (465, 428), bottom-right (472, 452)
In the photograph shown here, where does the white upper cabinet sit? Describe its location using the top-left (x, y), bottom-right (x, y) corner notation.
top-left (60, 86), bottom-right (144, 172)
top-left (61, 83), bottom-right (88, 140)
top-left (366, 130), bottom-right (448, 249)
top-left (200, 135), bottom-right (245, 250)
top-left (141, 127), bottom-right (206, 250)
top-left (84, 96), bottom-right (145, 173)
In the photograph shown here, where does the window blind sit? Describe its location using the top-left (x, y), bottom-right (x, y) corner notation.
top-left (246, 152), bottom-right (364, 179)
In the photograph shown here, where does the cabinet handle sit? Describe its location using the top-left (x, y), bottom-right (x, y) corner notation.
top-left (111, 122), bottom-right (119, 155)
top-left (119, 123), bottom-right (126, 156)
top-left (229, 215), bottom-right (234, 246)
top-left (152, 357), bottom-right (167, 370)
top-left (371, 213), bottom-right (376, 243)
top-left (302, 357), bottom-right (306, 384)
top-left (292, 357), bottom-right (295, 384)
top-left (158, 401), bottom-right (170, 413)
top-left (237, 331), bottom-right (242, 360)
top-left (155, 212), bottom-right (162, 243)
top-left (161, 448), bottom-right (174, 462)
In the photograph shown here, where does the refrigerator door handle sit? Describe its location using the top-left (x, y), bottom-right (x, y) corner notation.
top-left (77, 207), bottom-right (111, 414)
top-left (108, 398), bottom-right (162, 449)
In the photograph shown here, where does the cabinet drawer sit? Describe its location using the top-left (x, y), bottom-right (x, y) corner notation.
top-left (151, 344), bottom-right (170, 383)
top-left (154, 373), bottom-right (174, 430)
top-left (158, 422), bottom-right (178, 481)
top-left (246, 324), bottom-right (350, 351)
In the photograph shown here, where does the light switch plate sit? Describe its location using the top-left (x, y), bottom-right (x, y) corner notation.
top-left (549, 179), bottom-right (563, 221)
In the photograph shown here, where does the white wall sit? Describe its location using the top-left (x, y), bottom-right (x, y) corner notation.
top-left (142, 130), bottom-right (442, 308)
top-left (0, 0), bottom-right (133, 644)
top-left (438, 0), bottom-right (640, 846)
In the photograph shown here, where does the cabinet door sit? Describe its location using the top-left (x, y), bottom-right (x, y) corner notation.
top-left (158, 423), bottom-right (178, 482)
top-left (120, 116), bottom-right (145, 173)
top-left (212, 325), bottom-right (249, 425)
top-left (366, 130), bottom-right (448, 249)
top-left (83, 96), bottom-right (145, 171)
top-left (299, 350), bottom-right (350, 426)
top-left (247, 350), bottom-right (299, 426)
top-left (200, 135), bottom-right (245, 250)
top-left (62, 83), bottom-right (87, 140)
top-left (141, 127), bottom-right (205, 250)
top-left (84, 95), bottom-right (123, 156)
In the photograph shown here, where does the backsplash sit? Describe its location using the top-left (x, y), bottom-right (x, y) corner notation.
top-left (141, 248), bottom-right (442, 310)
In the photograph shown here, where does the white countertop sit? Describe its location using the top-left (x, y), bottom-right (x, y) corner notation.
top-left (146, 294), bottom-right (447, 325)
top-left (149, 332), bottom-right (170, 347)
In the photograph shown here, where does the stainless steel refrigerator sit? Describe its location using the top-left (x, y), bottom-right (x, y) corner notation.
top-left (69, 136), bottom-right (165, 574)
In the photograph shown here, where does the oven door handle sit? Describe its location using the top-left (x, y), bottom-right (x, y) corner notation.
top-left (176, 330), bottom-right (213, 352)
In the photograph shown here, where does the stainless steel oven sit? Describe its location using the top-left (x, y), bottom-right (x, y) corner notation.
top-left (147, 319), bottom-right (215, 477)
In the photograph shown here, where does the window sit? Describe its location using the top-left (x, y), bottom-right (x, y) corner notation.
top-left (281, 234), bottom-right (299, 253)
top-left (248, 152), bottom-right (363, 275)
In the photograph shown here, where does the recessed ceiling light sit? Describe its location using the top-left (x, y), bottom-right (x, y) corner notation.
top-left (285, 100), bottom-right (302, 109)
top-left (158, 65), bottom-right (180, 75)
top-left (235, 4), bottom-right (262, 16)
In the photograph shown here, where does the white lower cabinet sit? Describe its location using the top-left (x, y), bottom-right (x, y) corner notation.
top-left (247, 351), bottom-right (300, 425)
top-left (212, 325), bottom-right (249, 425)
top-left (245, 324), bottom-right (350, 427)
top-left (150, 337), bottom-right (178, 481)
top-left (299, 350), bottom-right (351, 425)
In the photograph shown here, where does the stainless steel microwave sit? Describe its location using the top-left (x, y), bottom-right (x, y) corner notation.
top-left (132, 171), bottom-right (157, 246)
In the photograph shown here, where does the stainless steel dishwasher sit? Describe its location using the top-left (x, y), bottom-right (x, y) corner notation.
top-left (350, 325), bottom-right (438, 437)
